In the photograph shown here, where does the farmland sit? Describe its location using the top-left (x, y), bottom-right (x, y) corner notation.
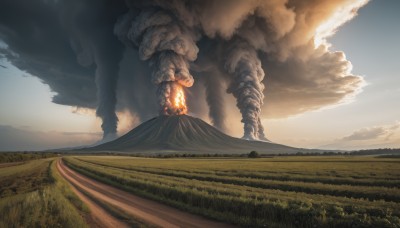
top-left (0, 152), bottom-right (57, 163)
top-left (64, 156), bottom-right (400, 228)
top-left (0, 158), bottom-right (88, 228)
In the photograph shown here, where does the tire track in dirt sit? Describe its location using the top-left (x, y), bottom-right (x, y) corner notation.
top-left (57, 159), bottom-right (129, 228)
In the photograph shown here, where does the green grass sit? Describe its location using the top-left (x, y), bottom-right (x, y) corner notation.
top-left (0, 158), bottom-right (88, 228)
top-left (0, 159), bottom-right (53, 198)
top-left (49, 158), bottom-right (89, 214)
top-left (0, 152), bottom-right (57, 163)
top-left (64, 156), bottom-right (400, 228)
top-left (77, 158), bottom-right (400, 202)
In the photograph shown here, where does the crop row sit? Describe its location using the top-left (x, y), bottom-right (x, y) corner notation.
top-left (65, 157), bottom-right (400, 228)
top-left (73, 159), bottom-right (397, 206)
top-left (85, 156), bottom-right (400, 179)
top-left (75, 158), bottom-right (400, 203)
top-left (77, 157), bottom-right (400, 188)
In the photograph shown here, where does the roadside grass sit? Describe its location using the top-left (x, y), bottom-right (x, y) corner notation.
top-left (49, 159), bottom-right (89, 214)
top-left (65, 156), bottom-right (400, 228)
top-left (0, 158), bottom-right (88, 228)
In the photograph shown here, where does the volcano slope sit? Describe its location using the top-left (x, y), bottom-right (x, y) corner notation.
top-left (89, 115), bottom-right (299, 154)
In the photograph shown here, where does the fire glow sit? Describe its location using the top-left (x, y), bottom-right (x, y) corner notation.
top-left (159, 82), bottom-right (189, 116)
top-left (172, 85), bottom-right (188, 115)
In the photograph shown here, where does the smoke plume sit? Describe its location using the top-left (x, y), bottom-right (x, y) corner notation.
top-left (224, 38), bottom-right (266, 140)
top-left (115, 7), bottom-right (198, 115)
top-left (201, 70), bottom-right (227, 132)
top-left (60, 0), bottom-right (125, 141)
top-left (0, 0), bottom-right (368, 141)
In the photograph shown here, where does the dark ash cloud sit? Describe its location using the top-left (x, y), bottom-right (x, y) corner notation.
top-left (0, 0), bottom-right (368, 140)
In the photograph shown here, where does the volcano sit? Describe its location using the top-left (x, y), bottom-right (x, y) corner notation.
top-left (89, 115), bottom-right (300, 154)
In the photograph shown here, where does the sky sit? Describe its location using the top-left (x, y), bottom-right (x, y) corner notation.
top-left (0, 0), bottom-right (399, 151)
top-left (264, 0), bottom-right (400, 150)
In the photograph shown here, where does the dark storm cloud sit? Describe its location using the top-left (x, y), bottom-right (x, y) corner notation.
top-left (59, 0), bottom-right (126, 140)
top-left (0, 0), bottom-right (97, 108)
top-left (0, 0), bottom-right (368, 140)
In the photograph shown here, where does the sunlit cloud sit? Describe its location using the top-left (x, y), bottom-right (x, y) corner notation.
top-left (318, 122), bottom-right (400, 150)
top-left (314, 0), bottom-right (369, 47)
top-left (342, 122), bottom-right (400, 141)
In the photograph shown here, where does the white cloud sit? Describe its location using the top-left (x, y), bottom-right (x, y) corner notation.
top-left (317, 122), bottom-right (400, 150)
top-left (342, 122), bottom-right (400, 141)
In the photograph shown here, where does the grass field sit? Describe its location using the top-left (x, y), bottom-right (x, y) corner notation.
top-left (0, 158), bottom-right (88, 228)
top-left (64, 156), bottom-right (400, 228)
top-left (0, 152), bottom-right (57, 163)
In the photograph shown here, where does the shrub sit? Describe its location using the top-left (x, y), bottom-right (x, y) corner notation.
top-left (248, 151), bottom-right (260, 158)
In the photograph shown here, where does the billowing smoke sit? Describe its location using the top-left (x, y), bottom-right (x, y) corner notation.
top-left (0, 0), bottom-right (369, 141)
top-left (115, 7), bottom-right (198, 115)
top-left (60, 0), bottom-right (125, 141)
top-left (201, 70), bottom-right (227, 132)
top-left (224, 38), bottom-right (266, 140)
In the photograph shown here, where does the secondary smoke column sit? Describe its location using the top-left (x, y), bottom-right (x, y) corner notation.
top-left (202, 71), bottom-right (227, 132)
top-left (225, 38), bottom-right (266, 140)
top-left (61, 0), bottom-right (124, 141)
top-left (116, 8), bottom-right (198, 115)
top-left (94, 47), bottom-right (123, 140)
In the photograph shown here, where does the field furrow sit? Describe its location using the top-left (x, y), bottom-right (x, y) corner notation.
top-left (64, 156), bottom-right (400, 228)
top-left (74, 158), bottom-right (400, 202)
top-left (76, 157), bottom-right (400, 188)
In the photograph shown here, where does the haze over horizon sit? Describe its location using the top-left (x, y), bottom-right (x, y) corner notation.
top-left (0, 0), bottom-right (399, 151)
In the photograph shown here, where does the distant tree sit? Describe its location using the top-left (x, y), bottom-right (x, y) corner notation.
top-left (248, 151), bottom-right (260, 158)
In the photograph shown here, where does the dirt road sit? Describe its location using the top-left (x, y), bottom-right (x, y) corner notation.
top-left (57, 160), bottom-right (130, 228)
top-left (57, 159), bottom-right (235, 228)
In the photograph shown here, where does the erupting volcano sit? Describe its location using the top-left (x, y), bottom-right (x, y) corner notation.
top-left (87, 75), bottom-right (301, 154)
top-left (89, 114), bottom-right (299, 154)
top-left (172, 85), bottom-right (187, 115)
top-left (159, 82), bottom-right (188, 116)
top-left (0, 0), bottom-right (368, 152)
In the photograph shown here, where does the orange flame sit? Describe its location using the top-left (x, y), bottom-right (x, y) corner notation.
top-left (172, 85), bottom-right (187, 115)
